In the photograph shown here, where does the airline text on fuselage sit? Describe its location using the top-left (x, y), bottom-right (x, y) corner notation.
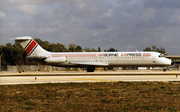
top-left (103, 53), bottom-right (118, 57)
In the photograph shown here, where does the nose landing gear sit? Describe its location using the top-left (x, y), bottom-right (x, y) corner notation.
top-left (171, 60), bottom-right (175, 66)
top-left (163, 68), bottom-right (166, 72)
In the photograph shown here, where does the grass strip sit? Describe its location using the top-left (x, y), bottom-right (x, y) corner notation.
top-left (1, 81), bottom-right (180, 111)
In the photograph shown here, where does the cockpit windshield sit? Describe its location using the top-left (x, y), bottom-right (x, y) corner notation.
top-left (159, 54), bottom-right (165, 57)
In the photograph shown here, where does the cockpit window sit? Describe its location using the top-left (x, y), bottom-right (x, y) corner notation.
top-left (159, 54), bottom-right (165, 57)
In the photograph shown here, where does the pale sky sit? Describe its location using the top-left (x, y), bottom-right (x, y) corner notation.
top-left (1, 0), bottom-right (180, 55)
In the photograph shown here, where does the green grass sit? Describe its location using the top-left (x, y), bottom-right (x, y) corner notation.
top-left (1, 82), bottom-right (180, 111)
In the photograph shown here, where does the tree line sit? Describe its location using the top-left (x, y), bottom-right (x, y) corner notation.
top-left (143, 46), bottom-right (166, 54)
top-left (0, 38), bottom-right (100, 66)
top-left (0, 38), bottom-right (166, 66)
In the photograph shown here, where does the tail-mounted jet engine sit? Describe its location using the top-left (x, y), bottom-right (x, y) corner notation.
top-left (44, 57), bottom-right (67, 63)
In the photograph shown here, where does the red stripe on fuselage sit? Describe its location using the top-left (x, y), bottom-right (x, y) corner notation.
top-left (25, 40), bottom-right (37, 55)
top-left (143, 53), bottom-right (151, 56)
top-left (51, 54), bottom-right (103, 57)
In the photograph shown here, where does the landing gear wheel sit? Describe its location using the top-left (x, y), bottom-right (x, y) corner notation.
top-left (163, 68), bottom-right (166, 72)
top-left (87, 66), bottom-right (95, 72)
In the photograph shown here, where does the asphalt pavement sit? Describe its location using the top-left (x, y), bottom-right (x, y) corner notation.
top-left (0, 71), bottom-right (180, 85)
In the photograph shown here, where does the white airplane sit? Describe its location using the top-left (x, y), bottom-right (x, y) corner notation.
top-left (15, 36), bottom-right (173, 72)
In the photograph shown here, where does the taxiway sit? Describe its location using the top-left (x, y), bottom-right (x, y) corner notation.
top-left (1, 71), bottom-right (180, 76)
top-left (0, 71), bottom-right (180, 85)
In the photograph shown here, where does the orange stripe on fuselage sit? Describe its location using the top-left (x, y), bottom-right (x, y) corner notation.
top-left (25, 40), bottom-right (37, 55)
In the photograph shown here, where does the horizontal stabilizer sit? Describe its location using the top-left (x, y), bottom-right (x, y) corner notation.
top-left (15, 36), bottom-right (32, 41)
top-left (70, 62), bottom-right (109, 66)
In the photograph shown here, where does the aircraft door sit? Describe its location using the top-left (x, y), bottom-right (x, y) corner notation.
top-left (96, 54), bottom-right (103, 62)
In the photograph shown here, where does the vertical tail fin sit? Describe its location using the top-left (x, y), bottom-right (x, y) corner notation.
top-left (15, 36), bottom-right (49, 57)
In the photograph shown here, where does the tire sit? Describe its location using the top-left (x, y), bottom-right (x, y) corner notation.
top-left (163, 68), bottom-right (166, 72)
top-left (87, 66), bottom-right (95, 72)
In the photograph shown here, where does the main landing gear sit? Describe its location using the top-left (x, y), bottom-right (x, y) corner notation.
top-left (87, 66), bottom-right (95, 72)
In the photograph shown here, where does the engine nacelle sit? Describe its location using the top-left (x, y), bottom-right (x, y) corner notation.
top-left (44, 57), bottom-right (66, 63)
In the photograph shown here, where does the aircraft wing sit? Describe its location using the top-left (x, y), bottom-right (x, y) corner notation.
top-left (69, 62), bottom-right (109, 66)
